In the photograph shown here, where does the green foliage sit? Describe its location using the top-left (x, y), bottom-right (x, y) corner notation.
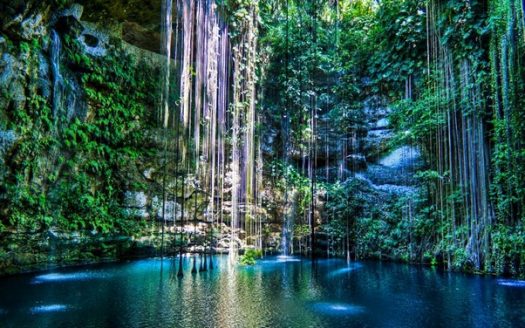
top-left (293, 224), bottom-right (310, 241)
top-left (368, 0), bottom-right (427, 96)
top-left (491, 223), bottom-right (525, 276)
top-left (269, 160), bottom-right (312, 216)
top-left (260, 0), bottom-right (347, 153)
top-left (218, 0), bottom-right (259, 38)
top-left (258, 0), bottom-right (525, 277)
top-left (437, 0), bottom-right (489, 60)
top-left (54, 0), bottom-right (69, 8)
top-left (239, 248), bottom-right (263, 265)
top-left (1, 29), bottom-right (158, 236)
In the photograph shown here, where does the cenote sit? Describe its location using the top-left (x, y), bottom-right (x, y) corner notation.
top-left (1, 256), bottom-right (525, 328)
top-left (2, 0), bottom-right (525, 326)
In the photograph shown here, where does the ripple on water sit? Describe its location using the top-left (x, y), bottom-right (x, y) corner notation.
top-left (258, 256), bottom-right (301, 266)
top-left (326, 264), bottom-right (363, 278)
top-left (30, 304), bottom-right (69, 314)
top-left (31, 272), bottom-right (108, 284)
top-left (275, 256), bottom-right (302, 262)
top-left (312, 302), bottom-right (365, 316)
top-left (497, 279), bottom-right (525, 287)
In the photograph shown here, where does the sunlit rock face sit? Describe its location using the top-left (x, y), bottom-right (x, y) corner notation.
top-left (363, 96), bottom-right (393, 160)
top-left (379, 146), bottom-right (421, 169)
top-left (123, 191), bottom-right (150, 219)
top-left (356, 146), bottom-right (422, 196)
top-left (356, 95), bottom-right (423, 196)
top-left (152, 198), bottom-right (182, 222)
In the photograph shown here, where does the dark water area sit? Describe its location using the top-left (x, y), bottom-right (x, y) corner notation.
top-left (0, 256), bottom-right (524, 327)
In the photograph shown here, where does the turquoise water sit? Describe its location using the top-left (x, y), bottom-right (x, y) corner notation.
top-left (0, 256), bottom-right (524, 327)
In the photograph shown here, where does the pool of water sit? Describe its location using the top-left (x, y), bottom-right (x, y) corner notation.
top-left (1, 256), bottom-right (524, 327)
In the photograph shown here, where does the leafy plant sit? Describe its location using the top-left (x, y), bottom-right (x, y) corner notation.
top-left (240, 248), bottom-right (263, 265)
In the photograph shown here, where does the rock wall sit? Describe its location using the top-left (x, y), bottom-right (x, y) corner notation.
top-left (0, 1), bottom-right (210, 275)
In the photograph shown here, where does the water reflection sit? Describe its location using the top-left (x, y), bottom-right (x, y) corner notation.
top-left (32, 272), bottom-right (109, 284)
top-left (30, 304), bottom-right (69, 314)
top-left (497, 279), bottom-right (525, 287)
top-left (312, 302), bottom-right (365, 316)
top-left (0, 256), bottom-right (524, 328)
top-left (275, 255), bottom-right (302, 262)
top-left (326, 263), bottom-right (363, 278)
